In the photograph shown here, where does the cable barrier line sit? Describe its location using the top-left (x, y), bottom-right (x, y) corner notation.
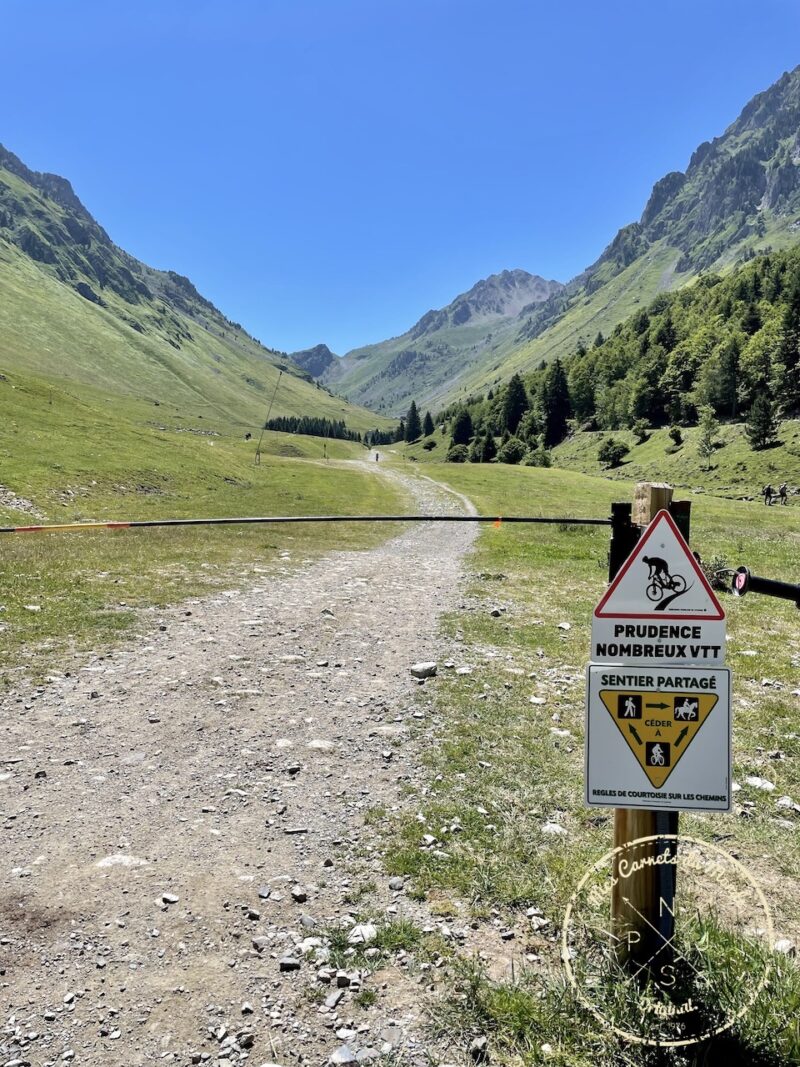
top-left (0, 515), bottom-right (613, 535)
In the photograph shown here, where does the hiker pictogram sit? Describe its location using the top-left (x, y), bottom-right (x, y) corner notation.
top-left (618, 694), bottom-right (642, 719)
top-left (598, 688), bottom-right (719, 788)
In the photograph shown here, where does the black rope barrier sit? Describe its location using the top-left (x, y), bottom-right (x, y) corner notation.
top-left (0, 514), bottom-right (613, 535)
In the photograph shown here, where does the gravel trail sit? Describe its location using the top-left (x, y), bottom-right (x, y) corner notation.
top-left (1, 462), bottom-right (477, 1067)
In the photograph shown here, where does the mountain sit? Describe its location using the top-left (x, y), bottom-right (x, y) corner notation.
top-left (317, 269), bottom-right (563, 415)
top-left (433, 241), bottom-right (800, 452)
top-left (0, 143), bottom-right (386, 434)
top-left (326, 66), bottom-right (800, 415)
top-left (289, 343), bottom-right (339, 378)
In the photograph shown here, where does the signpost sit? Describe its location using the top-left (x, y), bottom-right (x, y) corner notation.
top-left (586, 483), bottom-right (731, 967)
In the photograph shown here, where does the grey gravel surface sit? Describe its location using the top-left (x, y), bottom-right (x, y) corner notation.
top-left (1, 462), bottom-right (476, 1067)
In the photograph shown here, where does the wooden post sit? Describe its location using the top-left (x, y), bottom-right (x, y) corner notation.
top-left (610, 483), bottom-right (686, 972)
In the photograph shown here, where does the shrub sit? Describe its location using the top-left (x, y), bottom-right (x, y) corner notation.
top-left (422, 439), bottom-right (437, 451)
top-left (497, 436), bottom-right (526, 465)
top-left (446, 443), bottom-right (469, 463)
top-left (632, 418), bottom-right (649, 444)
top-left (598, 437), bottom-right (630, 468)
top-left (668, 425), bottom-right (683, 446)
top-left (524, 446), bottom-right (552, 467)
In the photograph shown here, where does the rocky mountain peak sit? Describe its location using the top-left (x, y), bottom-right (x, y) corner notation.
top-left (410, 269), bottom-right (563, 340)
top-left (289, 343), bottom-right (339, 378)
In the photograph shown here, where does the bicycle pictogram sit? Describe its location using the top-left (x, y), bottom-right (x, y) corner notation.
top-left (642, 555), bottom-right (687, 603)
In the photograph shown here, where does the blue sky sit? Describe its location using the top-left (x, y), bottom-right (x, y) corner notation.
top-left (2, 0), bottom-right (799, 353)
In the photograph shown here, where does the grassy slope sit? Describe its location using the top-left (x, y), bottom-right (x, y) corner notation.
top-left (397, 416), bottom-right (800, 501)
top-left (0, 236), bottom-right (387, 435)
top-left (377, 459), bottom-right (800, 1063)
top-left (330, 315), bottom-right (524, 415)
top-left (0, 372), bottom-right (406, 681)
top-left (553, 421), bottom-right (800, 496)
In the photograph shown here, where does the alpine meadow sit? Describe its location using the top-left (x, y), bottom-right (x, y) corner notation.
top-left (2, 11), bottom-right (800, 1067)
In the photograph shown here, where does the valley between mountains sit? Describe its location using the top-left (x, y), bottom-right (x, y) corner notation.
top-left (3, 55), bottom-right (800, 1067)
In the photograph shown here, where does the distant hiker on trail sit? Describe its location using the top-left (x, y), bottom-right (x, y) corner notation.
top-left (779, 482), bottom-right (789, 505)
top-left (763, 484), bottom-right (774, 506)
top-left (643, 555), bottom-right (671, 583)
top-left (244, 432), bottom-right (252, 441)
top-left (375, 452), bottom-right (380, 463)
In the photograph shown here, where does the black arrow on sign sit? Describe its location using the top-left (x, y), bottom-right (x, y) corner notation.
top-left (675, 726), bottom-right (689, 748)
top-left (646, 702), bottom-right (670, 710)
top-left (628, 724), bottom-right (643, 746)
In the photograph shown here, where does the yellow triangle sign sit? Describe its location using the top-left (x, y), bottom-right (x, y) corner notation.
top-left (599, 690), bottom-right (718, 788)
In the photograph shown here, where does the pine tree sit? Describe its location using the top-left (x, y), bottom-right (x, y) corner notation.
top-left (774, 283), bottom-right (800, 416)
top-left (541, 358), bottom-right (572, 447)
top-left (481, 433), bottom-right (497, 462)
top-left (697, 405), bottom-right (719, 471)
top-left (502, 373), bottom-right (529, 434)
top-left (517, 409), bottom-right (539, 443)
top-left (393, 419), bottom-right (405, 443)
top-left (404, 401), bottom-right (422, 442)
top-left (746, 393), bottom-right (780, 450)
top-left (422, 410), bottom-right (434, 437)
top-left (451, 409), bottom-right (474, 445)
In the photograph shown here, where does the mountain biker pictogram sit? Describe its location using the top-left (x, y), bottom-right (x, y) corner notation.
top-left (646, 741), bottom-right (669, 767)
top-left (593, 510), bottom-right (725, 621)
top-left (642, 555), bottom-right (688, 607)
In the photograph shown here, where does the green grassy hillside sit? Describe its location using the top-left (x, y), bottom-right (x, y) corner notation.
top-left (395, 417), bottom-right (800, 500)
top-left (0, 237), bottom-right (384, 434)
top-left (0, 370), bottom-right (405, 681)
top-left (553, 420), bottom-right (800, 495)
top-left (0, 143), bottom-right (390, 435)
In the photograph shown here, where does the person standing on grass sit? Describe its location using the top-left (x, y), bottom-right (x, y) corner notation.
top-left (763, 484), bottom-right (774, 506)
top-left (779, 482), bottom-right (788, 505)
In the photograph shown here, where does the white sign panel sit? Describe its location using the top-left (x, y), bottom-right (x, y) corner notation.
top-left (585, 665), bottom-right (732, 812)
top-left (591, 510), bottom-right (726, 666)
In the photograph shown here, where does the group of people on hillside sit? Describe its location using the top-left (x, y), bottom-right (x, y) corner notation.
top-left (763, 482), bottom-right (791, 505)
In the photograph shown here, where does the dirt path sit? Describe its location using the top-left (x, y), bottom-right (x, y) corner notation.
top-left (1, 462), bottom-right (477, 1067)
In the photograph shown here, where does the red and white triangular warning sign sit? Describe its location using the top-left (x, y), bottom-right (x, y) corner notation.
top-left (596, 510), bottom-right (724, 620)
top-left (591, 510), bottom-right (726, 666)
